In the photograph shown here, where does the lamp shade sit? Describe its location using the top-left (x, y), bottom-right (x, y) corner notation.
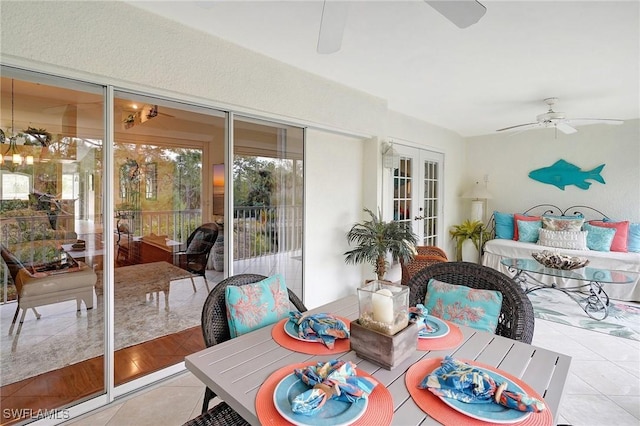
top-left (462, 181), bottom-right (492, 200)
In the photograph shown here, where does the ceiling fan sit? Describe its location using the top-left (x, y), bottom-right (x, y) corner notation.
top-left (496, 97), bottom-right (625, 135)
top-left (317, 0), bottom-right (487, 54)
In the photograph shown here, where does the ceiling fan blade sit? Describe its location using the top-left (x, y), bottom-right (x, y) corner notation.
top-left (556, 122), bottom-right (578, 134)
top-left (425, 0), bottom-right (486, 28)
top-left (317, 1), bottom-right (348, 54)
top-left (496, 122), bottom-right (539, 132)
top-left (567, 118), bottom-right (625, 126)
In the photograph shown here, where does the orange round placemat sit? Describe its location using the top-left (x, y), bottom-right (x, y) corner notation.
top-left (405, 357), bottom-right (552, 426)
top-left (417, 320), bottom-right (464, 351)
top-left (256, 361), bottom-right (393, 426)
top-left (272, 317), bottom-right (351, 355)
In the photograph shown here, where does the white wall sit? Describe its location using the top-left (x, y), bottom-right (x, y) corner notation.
top-left (305, 129), bottom-right (366, 308)
top-left (0, 1), bottom-right (467, 302)
top-left (466, 120), bottom-right (640, 222)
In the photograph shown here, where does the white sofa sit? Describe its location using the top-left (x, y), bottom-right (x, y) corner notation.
top-left (482, 204), bottom-right (640, 302)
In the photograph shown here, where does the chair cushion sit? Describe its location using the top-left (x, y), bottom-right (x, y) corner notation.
top-left (423, 279), bottom-right (503, 333)
top-left (225, 274), bottom-right (290, 338)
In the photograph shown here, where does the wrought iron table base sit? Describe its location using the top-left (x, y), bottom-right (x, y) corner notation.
top-left (510, 268), bottom-right (610, 320)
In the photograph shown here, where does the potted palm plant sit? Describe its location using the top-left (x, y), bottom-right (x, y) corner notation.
top-left (344, 208), bottom-right (418, 280)
top-left (449, 219), bottom-right (491, 261)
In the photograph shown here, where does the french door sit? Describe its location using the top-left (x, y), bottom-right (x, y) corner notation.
top-left (392, 144), bottom-right (444, 246)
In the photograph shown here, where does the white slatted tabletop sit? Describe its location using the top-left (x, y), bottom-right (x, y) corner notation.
top-left (185, 295), bottom-right (571, 425)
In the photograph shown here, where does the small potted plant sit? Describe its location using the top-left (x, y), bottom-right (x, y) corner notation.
top-left (344, 208), bottom-right (418, 280)
top-left (449, 219), bottom-right (491, 262)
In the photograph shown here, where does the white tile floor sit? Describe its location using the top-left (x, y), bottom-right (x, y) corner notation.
top-left (64, 317), bottom-right (640, 426)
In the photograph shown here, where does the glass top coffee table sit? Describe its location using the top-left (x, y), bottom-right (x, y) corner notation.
top-left (501, 258), bottom-right (633, 320)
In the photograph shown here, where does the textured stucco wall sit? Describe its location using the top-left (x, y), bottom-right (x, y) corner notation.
top-left (0, 0), bottom-right (468, 293)
top-left (0, 1), bottom-right (387, 135)
top-left (465, 119), bottom-right (640, 222)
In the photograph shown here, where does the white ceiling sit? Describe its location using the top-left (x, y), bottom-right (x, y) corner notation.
top-left (126, 0), bottom-right (639, 137)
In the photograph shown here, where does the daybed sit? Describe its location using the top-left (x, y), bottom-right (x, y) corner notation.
top-left (482, 205), bottom-right (640, 302)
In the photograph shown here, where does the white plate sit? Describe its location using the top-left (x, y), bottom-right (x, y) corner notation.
top-left (284, 320), bottom-right (321, 343)
top-left (273, 373), bottom-right (368, 426)
top-left (418, 315), bottom-right (450, 339)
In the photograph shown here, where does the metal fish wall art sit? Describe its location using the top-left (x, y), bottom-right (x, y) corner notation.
top-left (528, 159), bottom-right (605, 190)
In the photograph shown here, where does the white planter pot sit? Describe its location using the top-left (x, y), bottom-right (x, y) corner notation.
top-left (461, 239), bottom-right (479, 263)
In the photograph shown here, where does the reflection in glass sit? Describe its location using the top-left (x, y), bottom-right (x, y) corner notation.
top-left (0, 72), bottom-right (105, 420)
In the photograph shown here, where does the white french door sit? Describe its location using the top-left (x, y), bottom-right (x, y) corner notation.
top-left (392, 144), bottom-right (444, 246)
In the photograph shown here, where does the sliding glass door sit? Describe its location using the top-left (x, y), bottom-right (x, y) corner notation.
top-left (232, 116), bottom-right (304, 298)
top-left (0, 68), bottom-right (106, 422)
top-left (111, 91), bottom-right (227, 384)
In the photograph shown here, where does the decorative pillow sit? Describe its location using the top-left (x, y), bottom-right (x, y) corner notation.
top-left (517, 220), bottom-right (542, 243)
top-left (603, 218), bottom-right (640, 253)
top-left (225, 274), bottom-right (290, 338)
top-left (423, 279), bottom-right (503, 333)
top-left (538, 228), bottom-right (588, 250)
top-left (493, 211), bottom-right (514, 239)
top-left (583, 223), bottom-right (616, 252)
top-left (628, 223), bottom-right (640, 253)
top-left (588, 220), bottom-right (629, 252)
top-left (513, 214), bottom-right (541, 241)
top-left (541, 214), bottom-right (585, 232)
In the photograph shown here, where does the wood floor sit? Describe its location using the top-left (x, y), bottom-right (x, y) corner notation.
top-left (0, 326), bottom-right (205, 426)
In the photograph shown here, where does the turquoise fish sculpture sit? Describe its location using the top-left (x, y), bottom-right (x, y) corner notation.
top-left (528, 159), bottom-right (605, 190)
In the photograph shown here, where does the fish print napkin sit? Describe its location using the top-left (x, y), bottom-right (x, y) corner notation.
top-left (291, 360), bottom-right (377, 416)
top-left (289, 311), bottom-right (349, 349)
top-left (419, 356), bottom-right (546, 412)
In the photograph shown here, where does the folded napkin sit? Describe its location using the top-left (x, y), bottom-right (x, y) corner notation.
top-left (289, 311), bottom-right (349, 349)
top-left (409, 304), bottom-right (435, 334)
top-left (419, 356), bottom-right (546, 413)
top-left (291, 360), bottom-right (377, 416)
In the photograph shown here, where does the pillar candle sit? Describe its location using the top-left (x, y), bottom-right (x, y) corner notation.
top-left (372, 288), bottom-right (394, 324)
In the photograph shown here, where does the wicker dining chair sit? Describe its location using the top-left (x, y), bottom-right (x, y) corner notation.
top-left (407, 261), bottom-right (535, 343)
top-left (400, 254), bottom-right (448, 286)
top-left (185, 273), bottom-right (307, 425)
top-left (415, 245), bottom-right (448, 259)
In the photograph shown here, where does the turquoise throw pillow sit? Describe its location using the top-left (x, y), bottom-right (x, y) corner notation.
top-left (584, 223), bottom-right (616, 252)
top-left (517, 220), bottom-right (542, 243)
top-left (225, 274), bottom-right (290, 338)
top-left (628, 223), bottom-right (640, 253)
top-left (423, 279), bottom-right (503, 333)
top-left (493, 211), bottom-right (514, 239)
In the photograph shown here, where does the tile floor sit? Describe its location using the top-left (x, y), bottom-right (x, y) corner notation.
top-left (64, 317), bottom-right (640, 426)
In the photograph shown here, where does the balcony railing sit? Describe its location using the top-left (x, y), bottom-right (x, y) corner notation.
top-left (1, 205), bottom-right (303, 303)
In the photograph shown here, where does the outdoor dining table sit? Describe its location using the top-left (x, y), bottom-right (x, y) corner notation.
top-left (185, 294), bottom-right (572, 425)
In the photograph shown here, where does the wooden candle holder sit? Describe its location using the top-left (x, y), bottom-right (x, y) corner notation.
top-left (350, 319), bottom-right (417, 370)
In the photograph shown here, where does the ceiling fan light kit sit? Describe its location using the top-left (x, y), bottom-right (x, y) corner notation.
top-left (496, 97), bottom-right (624, 135)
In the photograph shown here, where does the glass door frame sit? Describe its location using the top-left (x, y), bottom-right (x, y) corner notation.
top-left (392, 144), bottom-right (445, 246)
